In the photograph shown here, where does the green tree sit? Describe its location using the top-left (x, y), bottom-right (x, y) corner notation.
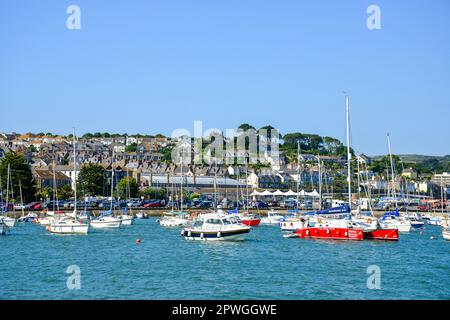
top-left (117, 176), bottom-right (139, 199)
top-left (82, 133), bottom-right (93, 139)
top-left (140, 187), bottom-right (166, 200)
top-left (77, 164), bottom-right (107, 196)
top-left (28, 145), bottom-right (37, 153)
top-left (0, 152), bottom-right (37, 202)
top-left (238, 123), bottom-right (256, 131)
top-left (125, 143), bottom-right (138, 153)
top-left (58, 184), bottom-right (73, 200)
top-left (162, 146), bottom-right (174, 162)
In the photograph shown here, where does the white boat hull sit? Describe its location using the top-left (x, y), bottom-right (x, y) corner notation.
top-left (280, 220), bottom-right (305, 232)
top-left (443, 229), bottom-right (450, 241)
top-left (90, 220), bottom-right (122, 229)
top-left (2, 217), bottom-right (17, 228)
top-left (182, 230), bottom-right (250, 241)
top-left (0, 224), bottom-right (9, 235)
top-left (47, 223), bottom-right (89, 234)
top-left (117, 215), bottom-right (134, 225)
top-left (160, 218), bottom-right (190, 227)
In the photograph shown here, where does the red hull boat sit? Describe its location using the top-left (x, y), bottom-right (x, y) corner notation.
top-left (241, 218), bottom-right (261, 227)
top-left (295, 227), bottom-right (364, 241)
top-left (364, 228), bottom-right (399, 241)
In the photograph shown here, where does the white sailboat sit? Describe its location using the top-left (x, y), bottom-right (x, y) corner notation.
top-left (380, 134), bottom-right (411, 233)
top-left (48, 129), bottom-right (89, 235)
top-left (0, 219), bottom-right (8, 235)
top-left (0, 171), bottom-right (9, 234)
top-left (160, 157), bottom-right (190, 227)
top-left (90, 149), bottom-right (121, 229)
top-left (117, 166), bottom-right (134, 226)
top-left (0, 164), bottom-right (18, 228)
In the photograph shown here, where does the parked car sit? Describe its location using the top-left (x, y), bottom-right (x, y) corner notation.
top-left (195, 200), bottom-right (213, 208)
top-left (252, 201), bottom-right (269, 208)
top-left (144, 200), bottom-right (163, 208)
top-left (128, 199), bottom-right (142, 208)
top-left (31, 202), bottom-right (43, 210)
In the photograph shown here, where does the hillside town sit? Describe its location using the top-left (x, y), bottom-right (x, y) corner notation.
top-left (1, 131), bottom-right (448, 211)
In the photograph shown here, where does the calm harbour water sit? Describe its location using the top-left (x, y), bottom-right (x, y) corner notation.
top-left (1, 218), bottom-right (449, 300)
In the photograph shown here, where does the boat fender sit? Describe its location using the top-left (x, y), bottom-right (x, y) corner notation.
top-left (181, 230), bottom-right (185, 236)
top-left (326, 229), bottom-right (330, 234)
top-left (217, 231), bottom-right (221, 238)
top-left (306, 229), bottom-right (310, 236)
top-left (200, 232), bottom-right (204, 239)
top-left (188, 231), bottom-right (192, 237)
top-left (345, 231), bottom-right (348, 237)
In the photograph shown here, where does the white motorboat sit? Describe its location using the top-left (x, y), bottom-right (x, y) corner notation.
top-left (135, 211), bottom-right (148, 219)
top-left (0, 216), bottom-right (17, 228)
top-left (427, 216), bottom-right (443, 226)
top-left (160, 211), bottom-right (191, 227)
top-left (261, 210), bottom-right (284, 225)
top-left (405, 212), bottom-right (425, 228)
top-left (18, 212), bottom-right (38, 223)
top-left (47, 216), bottom-right (89, 234)
top-left (90, 215), bottom-right (122, 229)
top-left (117, 214), bottom-right (134, 226)
top-left (36, 215), bottom-right (57, 226)
top-left (0, 220), bottom-right (9, 235)
top-left (181, 213), bottom-right (251, 241)
top-left (379, 214), bottom-right (411, 232)
top-left (279, 212), bottom-right (305, 232)
top-left (443, 228), bottom-right (450, 241)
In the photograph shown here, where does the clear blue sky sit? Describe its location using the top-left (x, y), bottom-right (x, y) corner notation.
top-left (1, 0), bottom-right (449, 156)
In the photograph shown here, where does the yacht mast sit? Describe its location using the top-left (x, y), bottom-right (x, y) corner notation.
top-left (346, 96), bottom-right (352, 208)
top-left (180, 158), bottom-right (183, 212)
top-left (387, 133), bottom-right (398, 210)
top-left (318, 154), bottom-right (322, 210)
top-left (0, 170), bottom-right (3, 213)
top-left (73, 128), bottom-right (77, 214)
top-left (110, 149), bottom-right (115, 213)
top-left (441, 175), bottom-right (444, 216)
top-left (19, 180), bottom-right (25, 218)
top-left (296, 141), bottom-right (301, 210)
top-left (5, 164), bottom-right (10, 213)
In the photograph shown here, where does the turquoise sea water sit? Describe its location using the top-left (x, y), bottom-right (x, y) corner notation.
top-left (0, 218), bottom-right (449, 300)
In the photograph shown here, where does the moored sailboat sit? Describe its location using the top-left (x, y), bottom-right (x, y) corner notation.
top-left (47, 129), bottom-right (90, 235)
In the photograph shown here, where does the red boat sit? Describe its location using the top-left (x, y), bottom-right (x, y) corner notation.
top-left (364, 228), bottom-right (399, 241)
top-left (240, 217), bottom-right (261, 227)
top-left (295, 227), bottom-right (364, 241)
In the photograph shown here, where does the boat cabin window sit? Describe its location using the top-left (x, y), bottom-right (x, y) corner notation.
top-left (193, 220), bottom-right (203, 227)
top-left (206, 219), bottom-right (223, 225)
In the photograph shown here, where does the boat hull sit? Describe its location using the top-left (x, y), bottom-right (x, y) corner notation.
top-left (364, 229), bottom-right (399, 241)
top-left (280, 220), bottom-right (304, 232)
top-left (160, 219), bottom-right (190, 227)
top-left (261, 217), bottom-right (283, 225)
top-left (90, 220), bottom-right (121, 229)
top-left (0, 224), bottom-right (9, 235)
top-left (443, 229), bottom-right (450, 241)
top-left (181, 228), bottom-right (250, 241)
top-left (2, 217), bottom-right (17, 228)
top-left (241, 219), bottom-right (261, 227)
top-left (295, 227), bottom-right (364, 241)
top-left (47, 224), bottom-right (89, 234)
